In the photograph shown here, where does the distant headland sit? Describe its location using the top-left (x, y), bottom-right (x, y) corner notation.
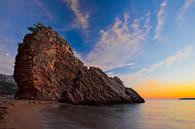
top-left (179, 98), bottom-right (195, 100)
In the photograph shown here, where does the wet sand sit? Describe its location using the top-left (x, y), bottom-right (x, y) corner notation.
top-left (0, 99), bottom-right (52, 129)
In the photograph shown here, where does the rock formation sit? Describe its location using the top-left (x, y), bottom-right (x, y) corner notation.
top-left (14, 24), bottom-right (144, 105)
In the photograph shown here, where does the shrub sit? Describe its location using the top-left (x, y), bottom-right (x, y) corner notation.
top-left (28, 23), bottom-right (52, 32)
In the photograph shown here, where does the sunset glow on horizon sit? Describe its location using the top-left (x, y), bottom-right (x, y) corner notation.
top-left (133, 80), bottom-right (195, 99)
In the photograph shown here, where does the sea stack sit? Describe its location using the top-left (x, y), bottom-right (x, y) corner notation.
top-left (14, 24), bottom-right (144, 105)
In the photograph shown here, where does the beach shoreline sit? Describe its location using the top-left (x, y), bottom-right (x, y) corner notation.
top-left (0, 99), bottom-right (52, 129)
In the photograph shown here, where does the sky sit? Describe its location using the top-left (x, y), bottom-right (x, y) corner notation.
top-left (0, 0), bottom-right (195, 99)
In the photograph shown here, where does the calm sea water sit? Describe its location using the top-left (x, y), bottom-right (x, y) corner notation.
top-left (40, 100), bottom-right (195, 129)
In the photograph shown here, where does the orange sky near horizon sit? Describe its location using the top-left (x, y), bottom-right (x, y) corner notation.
top-left (133, 80), bottom-right (195, 99)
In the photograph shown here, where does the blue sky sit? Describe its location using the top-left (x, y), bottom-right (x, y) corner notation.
top-left (0, 0), bottom-right (195, 96)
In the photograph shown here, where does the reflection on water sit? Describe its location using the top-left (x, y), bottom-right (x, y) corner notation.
top-left (40, 100), bottom-right (195, 129)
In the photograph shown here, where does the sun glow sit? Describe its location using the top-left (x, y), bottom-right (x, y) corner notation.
top-left (134, 79), bottom-right (195, 99)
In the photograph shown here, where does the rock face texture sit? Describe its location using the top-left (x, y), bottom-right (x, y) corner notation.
top-left (14, 25), bottom-right (144, 105)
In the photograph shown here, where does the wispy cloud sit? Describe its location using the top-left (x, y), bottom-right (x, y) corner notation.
top-left (104, 63), bottom-right (135, 72)
top-left (177, 0), bottom-right (194, 26)
top-left (0, 29), bottom-right (17, 75)
top-left (35, 0), bottom-right (53, 19)
top-left (135, 46), bottom-right (192, 76)
top-left (64, 0), bottom-right (89, 30)
top-left (0, 54), bottom-right (14, 75)
top-left (153, 0), bottom-right (167, 40)
top-left (121, 46), bottom-right (193, 84)
top-left (83, 12), bottom-right (151, 71)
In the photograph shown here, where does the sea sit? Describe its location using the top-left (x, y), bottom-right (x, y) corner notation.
top-left (40, 100), bottom-right (195, 129)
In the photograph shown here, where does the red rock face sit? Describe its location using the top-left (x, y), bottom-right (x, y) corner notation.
top-left (14, 26), bottom-right (144, 105)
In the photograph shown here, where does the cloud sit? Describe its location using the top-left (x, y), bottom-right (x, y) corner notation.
top-left (177, 0), bottom-right (194, 26)
top-left (153, 0), bottom-right (167, 40)
top-left (138, 46), bottom-right (192, 75)
top-left (121, 46), bottom-right (192, 84)
top-left (35, 0), bottom-right (53, 19)
top-left (104, 63), bottom-right (135, 72)
top-left (64, 0), bottom-right (89, 30)
top-left (0, 46), bottom-right (15, 75)
top-left (0, 31), bottom-right (17, 75)
top-left (83, 12), bottom-right (151, 71)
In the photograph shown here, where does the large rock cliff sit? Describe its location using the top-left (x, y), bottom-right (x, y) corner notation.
top-left (14, 24), bottom-right (144, 105)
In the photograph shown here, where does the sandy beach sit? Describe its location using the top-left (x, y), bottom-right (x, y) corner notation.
top-left (0, 99), bottom-right (51, 129)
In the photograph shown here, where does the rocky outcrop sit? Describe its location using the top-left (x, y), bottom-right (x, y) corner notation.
top-left (0, 74), bottom-right (17, 96)
top-left (14, 24), bottom-right (144, 105)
